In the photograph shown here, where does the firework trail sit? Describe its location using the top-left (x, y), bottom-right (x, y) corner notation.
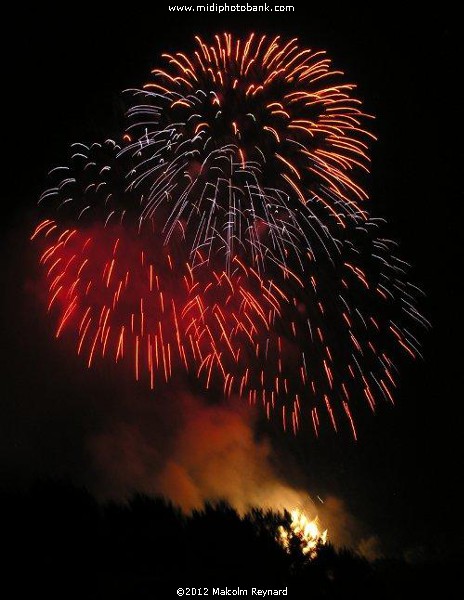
top-left (32, 34), bottom-right (428, 438)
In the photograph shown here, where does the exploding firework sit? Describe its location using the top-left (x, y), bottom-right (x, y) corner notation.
top-left (124, 33), bottom-right (376, 271)
top-left (33, 34), bottom-right (427, 437)
top-left (31, 218), bottom-right (279, 390)
top-left (31, 219), bottom-right (188, 385)
top-left (39, 35), bottom-right (374, 271)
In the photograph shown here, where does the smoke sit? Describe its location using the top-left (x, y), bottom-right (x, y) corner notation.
top-left (89, 393), bottom-right (302, 512)
top-left (87, 390), bottom-right (376, 554)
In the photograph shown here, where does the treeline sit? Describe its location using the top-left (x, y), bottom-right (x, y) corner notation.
top-left (0, 481), bottom-right (449, 598)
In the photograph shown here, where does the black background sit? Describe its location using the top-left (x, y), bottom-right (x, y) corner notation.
top-left (1, 2), bottom-right (461, 561)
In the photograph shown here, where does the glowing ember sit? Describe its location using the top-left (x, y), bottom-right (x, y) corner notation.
top-left (278, 508), bottom-right (328, 558)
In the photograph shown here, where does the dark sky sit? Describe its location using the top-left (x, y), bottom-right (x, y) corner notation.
top-left (1, 3), bottom-right (462, 561)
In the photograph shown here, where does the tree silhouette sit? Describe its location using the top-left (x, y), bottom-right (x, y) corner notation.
top-left (0, 480), bottom-right (454, 599)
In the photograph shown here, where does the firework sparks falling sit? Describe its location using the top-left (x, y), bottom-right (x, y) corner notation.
top-left (31, 219), bottom-right (281, 390)
top-left (31, 215), bottom-right (426, 438)
top-left (32, 34), bottom-right (428, 438)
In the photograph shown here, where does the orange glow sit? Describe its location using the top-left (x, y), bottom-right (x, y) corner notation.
top-left (278, 508), bottom-right (327, 559)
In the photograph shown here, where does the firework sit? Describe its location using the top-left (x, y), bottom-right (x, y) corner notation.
top-left (186, 224), bottom-right (427, 439)
top-left (40, 35), bottom-right (374, 272)
top-left (123, 33), bottom-right (376, 271)
top-left (33, 34), bottom-right (427, 438)
top-left (31, 214), bottom-right (283, 395)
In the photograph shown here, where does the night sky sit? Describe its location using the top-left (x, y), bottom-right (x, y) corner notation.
top-left (1, 4), bottom-right (462, 563)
